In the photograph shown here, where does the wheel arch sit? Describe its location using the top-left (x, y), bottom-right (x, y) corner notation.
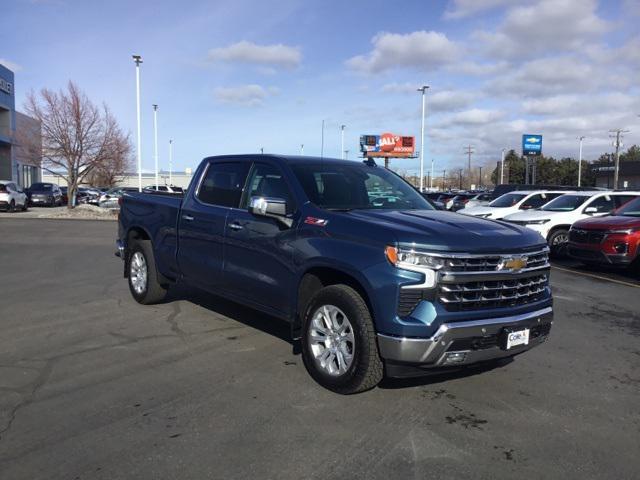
top-left (546, 224), bottom-right (571, 241)
top-left (294, 265), bottom-right (377, 337)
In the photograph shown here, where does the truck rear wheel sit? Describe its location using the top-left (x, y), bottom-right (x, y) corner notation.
top-left (301, 285), bottom-right (383, 394)
top-left (127, 240), bottom-right (167, 305)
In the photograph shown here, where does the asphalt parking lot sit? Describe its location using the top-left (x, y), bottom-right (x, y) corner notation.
top-left (0, 219), bottom-right (638, 480)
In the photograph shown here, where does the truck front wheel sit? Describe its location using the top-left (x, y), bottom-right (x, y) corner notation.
top-left (301, 285), bottom-right (383, 394)
top-left (127, 240), bottom-right (167, 305)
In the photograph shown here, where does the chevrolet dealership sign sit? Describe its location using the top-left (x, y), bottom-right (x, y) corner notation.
top-left (522, 134), bottom-right (542, 156)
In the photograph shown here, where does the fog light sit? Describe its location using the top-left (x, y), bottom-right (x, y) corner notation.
top-left (444, 351), bottom-right (467, 365)
top-left (614, 243), bottom-right (628, 254)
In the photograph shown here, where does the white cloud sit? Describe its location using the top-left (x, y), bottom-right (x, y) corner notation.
top-left (443, 0), bottom-right (529, 19)
top-left (486, 57), bottom-right (600, 97)
top-left (207, 41), bottom-right (301, 69)
top-left (346, 31), bottom-right (460, 73)
top-left (0, 58), bottom-right (22, 72)
top-left (474, 0), bottom-right (610, 60)
top-left (213, 84), bottom-right (278, 107)
top-left (448, 108), bottom-right (505, 125)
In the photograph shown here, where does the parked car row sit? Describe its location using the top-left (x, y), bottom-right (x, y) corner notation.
top-left (459, 189), bottom-right (640, 268)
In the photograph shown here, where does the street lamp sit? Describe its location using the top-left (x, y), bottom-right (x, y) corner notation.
top-left (417, 85), bottom-right (429, 192)
top-left (132, 55), bottom-right (143, 192)
top-left (500, 148), bottom-right (506, 184)
top-left (169, 139), bottom-right (173, 186)
top-left (577, 136), bottom-right (585, 187)
top-left (153, 104), bottom-right (159, 190)
top-left (340, 125), bottom-right (346, 160)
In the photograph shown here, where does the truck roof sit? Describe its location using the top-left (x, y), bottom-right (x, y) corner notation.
top-left (202, 154), bottom-right (366, 167)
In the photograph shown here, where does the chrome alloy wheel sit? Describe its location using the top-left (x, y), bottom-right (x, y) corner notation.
top-left (130, 251), bottom-right (148, 295)
top-left (552, 233), bottom-right (569, 245)
top-left (308, 305), bottom-right (355, 376)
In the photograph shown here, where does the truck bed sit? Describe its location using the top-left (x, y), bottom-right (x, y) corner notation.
top-left (119, 191), bottom-right (183, 279)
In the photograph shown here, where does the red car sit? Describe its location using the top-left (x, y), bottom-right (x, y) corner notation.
top-left (568, 196), bottom-right (640, 268)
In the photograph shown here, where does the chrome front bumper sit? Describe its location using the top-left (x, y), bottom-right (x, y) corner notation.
top-left (377, 306), bottom-right (552, 367)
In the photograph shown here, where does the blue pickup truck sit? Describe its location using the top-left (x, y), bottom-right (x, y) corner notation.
top-left (116, 154), bottom-right (553, 393)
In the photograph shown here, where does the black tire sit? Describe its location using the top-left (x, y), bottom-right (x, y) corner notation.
top-left (8, 200), bottom-right (15, 213)
top-left (301, 284), bottom-right (383, 394)
top-left (22, 200), bottom-right (28, 211)
top-left (548, 229), bottom-right (569, 257)
top-left (127, 240), bottom-right (168, 305)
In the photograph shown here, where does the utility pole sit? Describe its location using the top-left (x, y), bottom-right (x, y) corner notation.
top-left (463, 145), bottom-right (474, 189)
top-left (340, 125), bottom-right (346, 160)
top-left (478, 166), bottom-right (483, 188)
top-left (152, 104), bottom-right (159, 190)
top-left (417, 85), bottom-right (429, 192)
top-left (500, 148), bottom-right (506, 184)
top-left (168, 139), bottom-right (173, 186)
top-left (609, 129), bottom-right (629, 189)
top-left (577, 136), bottom-right (585, 187)
top-left (442, 169), bottom-right (446, 190)
top-left (132, 55), bottom-right (143, 192)
top-left (458, 169), bottom-right (463, 190)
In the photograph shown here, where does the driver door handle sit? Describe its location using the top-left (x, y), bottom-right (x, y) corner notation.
top-left (182, 214), bottom-right (194, 221)
top-left (229, 222), bottom-right (243, 231)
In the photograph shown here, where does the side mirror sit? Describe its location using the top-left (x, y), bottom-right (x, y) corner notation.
top-left (584, 206), bottom-right (597, 214)
top-left (249, 196), bottom-right (292, 227)
top-left (520, 205), bottom-right (532, 210)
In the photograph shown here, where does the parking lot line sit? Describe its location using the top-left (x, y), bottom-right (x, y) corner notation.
top-left (551, 265), bottom-right (640, 289)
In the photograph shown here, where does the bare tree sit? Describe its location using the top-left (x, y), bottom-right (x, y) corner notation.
top-left (84, 119), bottom-right (132, 188)
top-left (24, 81), bottom-right (132, 207)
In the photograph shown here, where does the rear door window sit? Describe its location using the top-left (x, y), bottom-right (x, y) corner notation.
top-left (197, 162), bottom-right (250, 208)
top-left (614, 195), bottom-right (638, 208)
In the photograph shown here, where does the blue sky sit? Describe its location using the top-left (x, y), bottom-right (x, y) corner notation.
top-left (2, 0), bottom-right (639, 176)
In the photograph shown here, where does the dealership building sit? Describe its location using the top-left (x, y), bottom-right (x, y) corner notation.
top-left (0, 63), bottom-right (41, 187)
top-left (593, 162), bottom-right (640, 190)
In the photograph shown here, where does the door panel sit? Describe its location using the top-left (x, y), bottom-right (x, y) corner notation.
top-left (224, 162), bottom-right (297, 314)
top-left (177, 161), bottom-right (250, 289)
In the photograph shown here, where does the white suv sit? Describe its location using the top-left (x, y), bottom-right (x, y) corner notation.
top-left (502, 191), bottom-right (640, 254)
top-left (0, 180), bottom-right (28, 212)
top-left (460, 190), bottom-right (567, 220)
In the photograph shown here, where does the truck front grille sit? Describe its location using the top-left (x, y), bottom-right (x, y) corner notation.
top-left (440, 249), bottom-right (549, 272)
top-left (438, 273), bottom-right (548, 312)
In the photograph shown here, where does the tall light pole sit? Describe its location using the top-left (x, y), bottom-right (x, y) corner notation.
top-left (577, 136), bottom-right (585, 187)
top-left (152, 104), bottom-right (159, 190)
top-left (500, 148), bottom-right (506, 184)
top-left (430, 158), bottom-right (434, 190)
top-left (300, 144), bottom-right (304, 155)
top-left (340, 125), bottom-right (346, 160)
top-left (417, 85), bottom-right (429, 192)
top-left (169, 139), bottom-right (173, 186)
top-left (132, 55), bottom-right (143, 192)
top-left (320, 120), bottom-right (325, 158)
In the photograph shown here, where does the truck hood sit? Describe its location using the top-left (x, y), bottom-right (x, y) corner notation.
top-left (572, 215), bottom-right (640, 231)
top-left (342, 209), bottom-right (546, 252)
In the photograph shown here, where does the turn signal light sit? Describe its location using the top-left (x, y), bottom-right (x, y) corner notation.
top-left (385, 246), bottom-right (398, 265)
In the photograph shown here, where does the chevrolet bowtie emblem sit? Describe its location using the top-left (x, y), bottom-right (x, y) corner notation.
top-left (499, 256), bottom-right (528, 271)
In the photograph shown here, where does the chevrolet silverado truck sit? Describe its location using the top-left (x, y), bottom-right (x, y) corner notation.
top-left (116, 155), bottom-right (553, 394)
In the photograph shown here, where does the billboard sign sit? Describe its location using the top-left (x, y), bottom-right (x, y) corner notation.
top-left (360, 133), bottom-right (415, 158)
top-left (522, 134), bottom-right (542, 156)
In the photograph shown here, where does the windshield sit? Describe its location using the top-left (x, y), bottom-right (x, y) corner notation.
top-left (489, 192), bottom-right (527, 208)
top-left (616, 197), bottom-right (640, 217)
top-left (291, 163), bottom-right (433, 211)
top-left (541, 195), bottom-right (589, 212)
top-left (30, 183), bottom-right (53, 191)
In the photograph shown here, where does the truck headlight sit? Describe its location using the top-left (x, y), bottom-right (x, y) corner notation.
top-left (385, 246), bottom-right (444, 288)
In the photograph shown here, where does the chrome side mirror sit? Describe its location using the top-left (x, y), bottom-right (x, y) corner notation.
top-left (249, 196), bottom-right (291, 227)
top-left (584, 206), bottom-right (597, 214)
